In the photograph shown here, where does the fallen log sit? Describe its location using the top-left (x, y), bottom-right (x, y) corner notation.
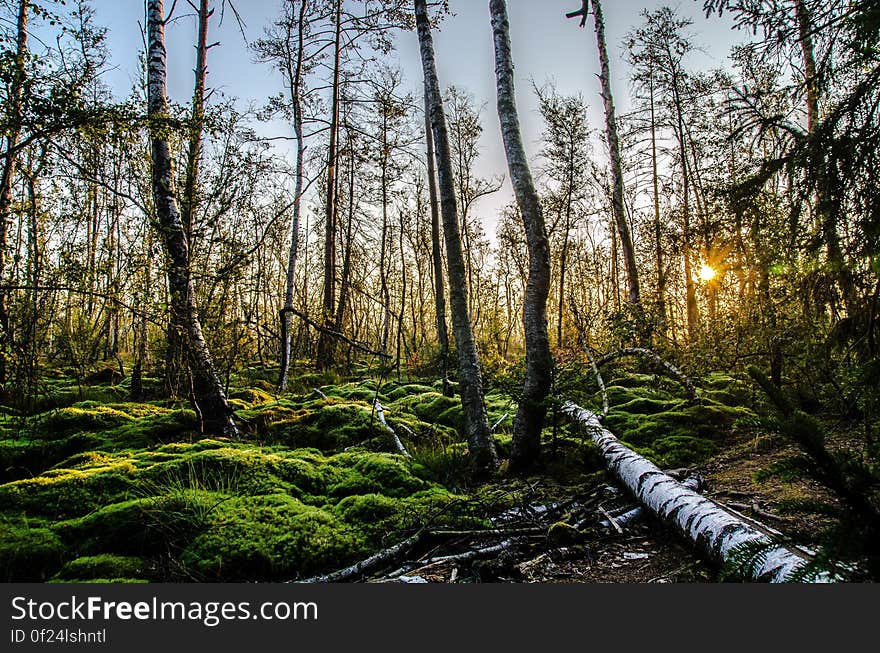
top-left (296, 531), bottom-right (423, 583)
top-left (386, 538), bottom-right (520, 580)
top-left (374, 399), bottom-right (411, 458)
top-left (563, 401), bottom-right (833, 582)
top-left (585, 347), bottom-right (609, 418)
top-left (597, 476), bottom-right (701, 531)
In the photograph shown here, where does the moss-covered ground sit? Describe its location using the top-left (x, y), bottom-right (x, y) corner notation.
top-left (0, 365), bottom-right (763, 583)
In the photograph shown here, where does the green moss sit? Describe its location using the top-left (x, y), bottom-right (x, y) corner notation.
top-left (57, 492), bottom-right (217, 555)
top-left (547, 521), bottom-right (581, 546)
top-left (0, 459), bottom-right (138, 518)
top-left (638, 436), bottom-right (717, 468)
top-left (1, 403), bottom-right (199, 477)
top-left (228, 388), bottom-right (275, 407)
top-left (138, 447), bottom-right (298, 497)
top-left (326, 452), bottom-right (427, 498)
top-left (0, 519), bottom-right (67, 581)
top-left (180, 494), bottom-right (366, 581)
top-left (53, 554), bottom-right (149, 581)
top-left (597, 375), bottom-right (755, 468)
top-left (38, 403), bottom-right (137, 436)
top-left (239, 398), bottom-right (387, 452)
top-left (614, 397), bottom-right (681, 415)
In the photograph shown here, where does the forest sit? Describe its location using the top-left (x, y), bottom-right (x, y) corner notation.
top-left (0, 0), bottom-right (878, 584)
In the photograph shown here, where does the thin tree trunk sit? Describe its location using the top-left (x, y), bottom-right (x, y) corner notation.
top-left (167, 0), bottom-right (211, 397)
top-left (131, 230), bottom-right (152, 402)
top-left (396, 209), bottom-right (407, 382)
top-left (794, 0), bottom-right (819, 134)
top-left (181, 0), bottom-right (210, 241)
top-left (669, 64), bottom-right (698, 342)
top-left (147, 0), bottom-right (236, 437)
top-left (587, 0), bottom-right (640, 307)
top-left (0, 0), bottom-right (29, 382)
top-left (424, 90), bottom-right (451, 397)
top-left (490, 0), bottom-right (553, 471)
top-left (649, 67), bottom-right (667, 338)
top-left (415, 0), bottom-right (497, 474)
top-left (277, 0), bottom-right (308, 392)
top-left (380, 109), bottom-right (392, 353)
top-left (335, 127), bottom-right (355, 336)
top-left (316, 0), bottom-right (342, 370)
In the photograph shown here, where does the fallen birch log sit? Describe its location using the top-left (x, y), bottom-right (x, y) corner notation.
top-left (597, 476), bottom-right (702, 531)
top-left (386, 538), bottom-right (519, 580)
top-left (563, 401), bottom-right (833, 582)
top-left (296, 531), bottom-right (423, 583)
top-left (374, 399), bottom-right (411, 458)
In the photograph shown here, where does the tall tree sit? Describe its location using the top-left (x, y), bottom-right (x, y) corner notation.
top-left (0, 0), bottom-right (29, 382)
top-left (535, 86), bottom-right (591, 346)
top-left (568, 0), bottom-right (641, 309)
top-left (424, 89), bottom-right (451, 396)
top-left (629, 7), bottom-right (700, 341)
top-left (146, 0), bottom-right (237, 437)
top-left (166, 0), bottom-right (213, 397)
top-left (415, 0), bottom-right (497, 474)
top-left (255, 0), bottom-right (311, 391)
top-left (315, 0), bottom-right (343, 370)
top-left (490, 0), bottom-right (553, 471)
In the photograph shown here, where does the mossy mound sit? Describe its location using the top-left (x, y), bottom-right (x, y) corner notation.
top-left (0, 458), bottom-right (139, 518)
top-left (596, 372), bottom-right (757, 468)
top-left (0, 420), bottom-right (477, 582)
top-left (240, 398), bottom-right (386, 451)
top-left (180, 494), bottom-right (364, 580)
top-left (0, 402), bottom-right (199, 481)
top-left (52, 554), bottom-right (151, 582)
top-left (0, 519), bottom-right (67, 582)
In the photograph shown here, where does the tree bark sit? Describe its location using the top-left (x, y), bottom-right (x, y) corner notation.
top-left (0, 0), bottom-right (29, 382)
top-left (490, 0), bottom-right (553, 471)
top-left (669, 64), bottom-right (698, 342)
top-left (316, 0), bottom-right (343, 370)
top-left (334, 124), bottom-right (356, 341)
top-left (424, 90), bottom-right (452, 397)
top-left (649, 66), bottom-right (667, 338)
top-left (415, 0), bottom-right (497, 474)
top-left (147, 0), bottom-right (237, 437)
top-left (167, 0), bottom-right (212, 397)
top-left (564, 402), bottom-right (832, 582)
top-left (277, 0), bottom-right (308, 392)
top-left (586, 0), bottom-right (640, 307)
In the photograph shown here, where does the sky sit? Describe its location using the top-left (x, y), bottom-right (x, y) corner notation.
top-left (92, 0), bottom-right (751, 226)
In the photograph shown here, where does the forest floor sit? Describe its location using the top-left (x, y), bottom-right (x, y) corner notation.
top-left (0, 362), bottom-right (842, 583)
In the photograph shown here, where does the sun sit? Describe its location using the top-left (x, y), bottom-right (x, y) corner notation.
top-left (697, 264), bottom-right (717, 283)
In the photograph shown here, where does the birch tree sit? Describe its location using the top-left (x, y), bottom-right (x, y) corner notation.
top-left (490, 0), bottom-right (552, 471)
top-left (414, 0), bottom-right (497, 474)
top-left (424, 89), bottom-right (451, 396)
top-left (146, 0), bottom-right (236, 437)
top-left (0, 0), bottom-right (29, 382)
top-left (567, 0), bottom-right (641, 310)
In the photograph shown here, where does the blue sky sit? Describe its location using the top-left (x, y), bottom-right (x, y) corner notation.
top-left (94, 0), bottom-right (750, 223)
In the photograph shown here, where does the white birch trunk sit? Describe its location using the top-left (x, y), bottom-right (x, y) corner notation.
top-left (564, 401), bottom-right (833, 582)
top-left (374, 399), bottom-right (410, 458)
